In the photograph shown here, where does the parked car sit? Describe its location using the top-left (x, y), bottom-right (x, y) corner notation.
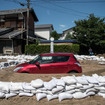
top-left (14, 53), bottom-right (82, 73)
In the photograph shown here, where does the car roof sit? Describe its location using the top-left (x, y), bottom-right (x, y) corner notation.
top-left (40, 53), bottom-right (74, 56)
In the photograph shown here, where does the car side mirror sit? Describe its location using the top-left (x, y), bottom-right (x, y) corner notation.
top-left (35, 62), bottom-right (40, 66)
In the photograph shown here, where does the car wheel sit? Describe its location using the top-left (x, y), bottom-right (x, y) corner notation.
top-left (68, 70), bottom-right (78, 73)
top-left (21, 71), bottom-right (29, 73)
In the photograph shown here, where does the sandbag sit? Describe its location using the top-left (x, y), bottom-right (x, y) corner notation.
top-left (52, 86), bottom-right (64, 94)
top-left (59, 93), bottom-right (72, 101)
top-left (10, 82), bottom-right (23, 91)
top-left (5, 93), bottom-right (17, 99)
top-left (22, 82), bottom-right (35, 90)
top-left (66, 90), bottom-right (76, 94)
top-left (86, 92), bottom-right (95, 96)
top-left (82, 84), bottom-right (94, 90)
top-left (31, 79), bottom-right (44, 88)
top-left (19, 92), bottom-right (33, 97)
top-left (65, 85), bottom-right (75, 91)
top-left (74, 76), bottom-right (88, 85)
top-left (0, 82), bottom-right (10, 93)
top-left (61, 76), bottom-right (76, 85)
top-left (47, 94), bottom-right (58, 101)
top-left (73, 92), bottom-right (87, 99)
top-left (85, 88), bottom-right (97, 94)
top-left (98, 92), bottom-right (105, 98)
top-left (0, 92), bottom-right (5, 98)
top-left (36, 93), bottom-right (46, 101)
top-left (53, 78), bottom-right (65, 86)
top-left (44, 79), bottom-right (56, 90)
top-left (85, 76), bottom-right (99, 84)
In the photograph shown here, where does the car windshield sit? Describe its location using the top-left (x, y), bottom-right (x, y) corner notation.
top-left (28, 55), bottom-right (41, 64)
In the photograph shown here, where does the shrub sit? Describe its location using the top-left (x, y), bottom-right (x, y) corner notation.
top-left (25, 44), bottom-right (79, 55)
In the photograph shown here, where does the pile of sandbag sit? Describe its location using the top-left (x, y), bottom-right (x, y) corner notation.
top-left (0, 74), bottom-right (105, 101)
top-left (0, 55), bottom-right (38, 69)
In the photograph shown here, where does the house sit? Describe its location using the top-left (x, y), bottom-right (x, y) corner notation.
top-left (0, 8), bottom-right (38, 54)
top-left (59, 27), bottom-right (74, 40)
top-left (35, 24), bottom-right (54, 40)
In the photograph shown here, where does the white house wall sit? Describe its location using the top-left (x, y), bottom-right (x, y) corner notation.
top-left (35, 28), bottom-right (51, 40)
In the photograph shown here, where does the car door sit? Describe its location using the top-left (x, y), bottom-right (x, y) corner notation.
top-left (35, 56), bottom-right (54, 73)
top-left (49, 55), bottom-right (70, 73)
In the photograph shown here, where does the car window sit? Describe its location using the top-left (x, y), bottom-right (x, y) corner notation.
top-left (73, 55), bottom-right (78, 61)
top-left (38, 56), bottom-right (54, 64)
top-left (53, 55), bottom-right (70, 63)
top-left (28, 55), bottom-right (41, 64)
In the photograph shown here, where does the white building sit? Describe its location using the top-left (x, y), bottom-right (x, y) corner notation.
top-left (35, 24), bottom-right (54, 40)
top-left (59, 27), bottom-right (74, 40)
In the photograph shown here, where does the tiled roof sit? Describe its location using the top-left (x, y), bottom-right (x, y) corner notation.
top-left (0, 29), bottom-right (22, 38)
top-left (35, 24), bottom-right (54, 30)
top-left (0, 8), bottom-right (38, 22)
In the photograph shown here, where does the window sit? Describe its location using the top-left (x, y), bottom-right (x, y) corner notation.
top-left (54, 55), bottom-right (70, 63)
top-left (39, 56), bottom-right (53, 64)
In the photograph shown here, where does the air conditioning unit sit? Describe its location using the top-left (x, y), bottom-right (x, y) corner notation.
top-left (3, 48), bottom-right (13, 55)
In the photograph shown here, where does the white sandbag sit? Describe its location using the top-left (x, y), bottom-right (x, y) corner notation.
top-left (0, 82), bottom-right (10, 92)
top-left (74, 76), bottom-right (88, 85)
top-left (85, 88), bottom-right (96, 94)
top-left (44, 79), bottom-right (56, 90)
top-left (53, 78), bottom-right (65, 86)
top-left (42, 90), bottom-right (52, 95)
top-left (31, 79), bottom-right (44, 88)
top-left (52, 86), bottom-right (64, 94)
top-left (0, 92), bottom-right (5, 98)
top-left (97, 76), bottom-right (105, 83)
top-left (66, 90), bottom-right (76, 94)
top-left (61, 76), bottom-right (76, 85)
top-left (94, 86), bottom-right (105, 91)
top-left (24, 89), bottom-right (31, 93)
top-left (10, 90), bottom-right (19, 94)
top-left (36, 93), bottom-right (46, 101)
top-left (99, 83), bottom-right (105, 86)
top-left (82, 84), bottom-right (94, 90)
top-left (76, 83), bottom-right (83, 88)
top-left (10, 82), bottom-right (23, 91)
top-left (85, 76), bottom-right (99, 84)
top-left (65, 85), bottom-right (75, 91)
top-left (92, 74), bottom-right (105, 83)
top-left (38, 87), bottom-right (47, 91)
top-left (59, 93), bottom-right (72, 102)
top-left (31, 90), bottom-right (36, 94)
top-left (73, 92), bottom-right (87, 99)
top-left (86, 92), bottom-right (95, 96)
top-left (22, 82), bottom-right (35, 90)
top-left (19, 92), bottom-right (33, 97)
top-left (47, 94), bottom-right (58, 101)
top-left (35, 89), bottom-right (52, 95)
top-left (75, 89), bottom-right (81, 92)
top-left (92, 74), bottom-right (99, 78)
top-left (98, 92), bottom-right (105, 98)
top-left (5, 93), bottom-right (17, 99)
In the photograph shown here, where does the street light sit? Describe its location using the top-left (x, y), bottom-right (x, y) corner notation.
top-left (50, 37), bottom-right (54, 53)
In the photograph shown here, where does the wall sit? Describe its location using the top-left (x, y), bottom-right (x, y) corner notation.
top-left (35, 28), bottom-right (50, 40)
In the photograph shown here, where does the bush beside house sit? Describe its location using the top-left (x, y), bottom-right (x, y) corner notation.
top-left (25, 44), bottom-right (79, 55)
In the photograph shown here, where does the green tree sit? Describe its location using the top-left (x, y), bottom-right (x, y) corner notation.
top-left (73, 14), bottom-right (105, 54)
top-left (50, 31), bottom-right (59, 40)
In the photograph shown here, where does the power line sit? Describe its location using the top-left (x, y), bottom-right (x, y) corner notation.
top-left (31, 0), bottom-right (105, 18)
top-left (31, 0), bottom-right (105, 3)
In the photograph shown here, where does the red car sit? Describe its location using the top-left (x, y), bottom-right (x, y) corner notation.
top-left (14, 53), bottom-right (82, 73)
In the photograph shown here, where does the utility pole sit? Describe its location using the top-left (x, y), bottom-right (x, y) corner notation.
top-left (26, 0), bottom-right (30, 45)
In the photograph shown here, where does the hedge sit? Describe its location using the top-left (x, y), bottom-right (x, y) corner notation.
top-left (25, 44), bottom-right (79, 55)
